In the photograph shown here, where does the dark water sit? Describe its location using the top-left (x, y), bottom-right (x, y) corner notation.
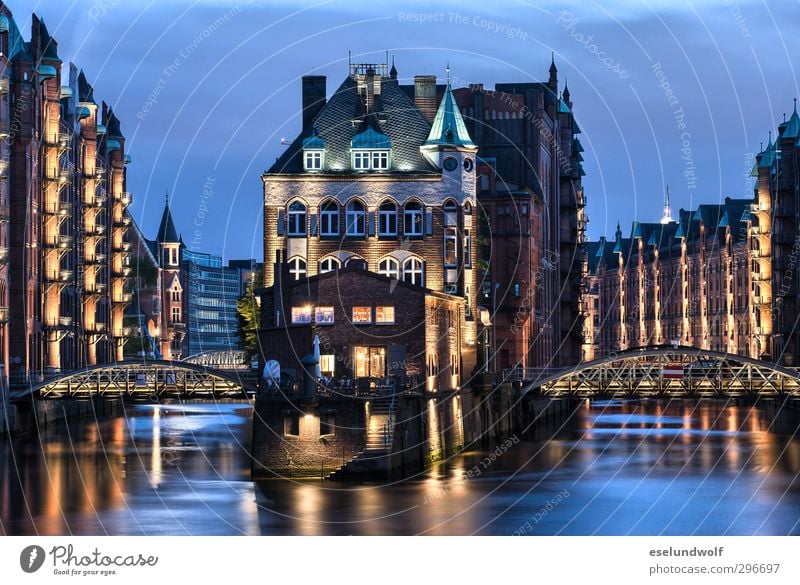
top-left (2, 399), bottom-right (800, 535)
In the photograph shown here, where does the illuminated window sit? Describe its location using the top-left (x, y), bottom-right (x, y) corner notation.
top-left (320, 355), bottom-right (335, 377)
top-left (287, 200), bottom-right (307, 236)
top-left (320, 200), bottom-right (339, 236)
top-left (352, 150), bottom-right (389, 170)
top-left (378, 201), bottom-right (397, 236)
top-left (354, 346), bottom-right (386, 378)
top-left (319, 257), bottom-right (341, 273)
top-left (346, 200), bottom-right (366, 236)
top-left (171, 307), bottom-right (181, 324)
top-left (444, 227), bottom-right (458, 266)
top-left (378, 257), bottom-right (400, 279)
top-left (304, 150), bottom-right (323, 171)
top-left (291, 306), bottom-right (312, 324)
top-left (353, 151), bottom-right (370, 170)
top-left (315, 306), bottom-right (335, 325)
top-left (288, 257), bottom-right (307, 281)
top-left (403, 257), bottom-right (424, 286)
top-left (376, 306), bottom-right (395, 324)
top-left (404, 201), bottom-right (423, 236)
top-left (352, 306), bottom-right (371, 324)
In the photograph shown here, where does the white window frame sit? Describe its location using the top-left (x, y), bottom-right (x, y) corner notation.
top-left (352, 149), bottom-right (390, 171)
top-left (353, 151), bottom-right (370, 170)
top-left (304, 150), bottom-right (323, 171)
top-left (346, 200), bottom-right (366, 236)
top-left (371, 150), bottom-right (389, 169)
top-left (288, 257), bottom-right (307, 281)
top-left (319, 257), bottom-right (341, 273)
top-left (378, 257), bottom-right (400, 279)
top-left (378, 202), bottom-right (397, 236)
top-left (403, 257), bottom-right (424, 286)
top-left (315, 306), bottom-right (335, 325)
top-left (444, 227), bottom-right (458, 267)
top-left (404, 202), bottom-right (423, 237)
top-left (287, 201), bottom-right (307, 237)
top-left (375, 306), bottom-right (395, 325)
top-left (320, 201), bottom-right (339, 236)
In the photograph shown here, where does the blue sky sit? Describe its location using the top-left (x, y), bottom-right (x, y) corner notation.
top-left (7, 0), bottom-right (799, 259)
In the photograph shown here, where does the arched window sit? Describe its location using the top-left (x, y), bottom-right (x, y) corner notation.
top-left (319, 257), bottom-right (341, 273)
top-left (378, 201), bottom-right (397, 236)
top-left (403, 257), bottom-right (424, 286)
top-left (378, 257), bottom-right (400, 279)
top-left (404, 201), bottom-right (423, 237)
top-left (346, 200), bottom-right (366, 236)
top-left (443, 199), bottom-right (458, 227)
top-left (320, 200), bottom-right (339, 236)
top-left (287, 201), bottom-right (306, 236)
top-left (464, 201), bottom-right (473, 215)
top-left (287, 257), bottom-right (307, 281)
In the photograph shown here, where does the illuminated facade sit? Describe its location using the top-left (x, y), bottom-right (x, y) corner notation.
top-left (263, 59), bottom-right (479, 378)
top-left (1, 8), bottom-right (132, 383)
top-left (584, 105), bottom-right (800, 363)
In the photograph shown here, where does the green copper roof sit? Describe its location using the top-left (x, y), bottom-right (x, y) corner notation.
top-left (759, 138), bottom-right (775, 168)
top-left (0, 15), bottom-right (9, 34)
top-left (675, 222), bottom-right (685, 239)
top-left (36, 64), bottom-right (57, 81)
top-left (719, 211), bottom-right (729, 228)
top-left (782, 104), bottom-right (799, 140)
top-left (75, 106), bottom-right (91, 120)
top-left (351, 126), bottom-right (391, 149)
top-left (302, 133), bottom-right (325, 149)
top-left (559, 98), bottom-right (571, 113)
top-left (632, 221), bottom-right (642, 239)
top-left (425, 83), bottom-right (476, 147)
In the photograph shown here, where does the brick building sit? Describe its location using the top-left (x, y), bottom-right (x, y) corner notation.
top-left (1, 7), bottom-right (132, 384)
top-left (584, 103), bottom-right (800, 364)
top-left (263, 59), bottom-right (480, 376)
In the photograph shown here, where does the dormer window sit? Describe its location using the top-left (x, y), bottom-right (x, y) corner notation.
top-left (351, 127), bottom-right (391, 171)
top-left (302, 133), bottom-right (325, 172)
top-left (304, 150), bottom-right (323, 171)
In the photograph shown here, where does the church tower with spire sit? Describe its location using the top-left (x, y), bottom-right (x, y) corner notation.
top-left (156, 194), bottom-right (185, 360)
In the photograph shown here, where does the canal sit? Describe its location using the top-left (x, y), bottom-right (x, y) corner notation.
top-left (1, 399), bottom-right (799, 535)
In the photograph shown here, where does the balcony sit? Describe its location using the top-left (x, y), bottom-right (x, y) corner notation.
top-left (0, 78), bottom-right (8, 95)
top-left (112, 266), bottom-right (132, 278)
top-left (0, 306), bottom-right (8, 323)
top-left (44, 132), bottom-right (71, 150)
top-left (45, 168), bottom-right (71, 185)
top-left (112, 241), bottom-right (132, 253)
top-left (87, 224), bottom-right (106, 237)
top-left (83, 253), bottom-right (107, 265)
top-left (113, 216), bottom-right (132, 229)
top-left (113, 292), bottom-right (133, 304)
top-left (0, 120), bottom-right (9, 139)
top-left (0, 247), bottom-right (7, 264)
top-left (0, 202), bottom-right (8, 222)
top-left (43, 201), bottom-right (72, 217)
top-left (43, 234), bottom-right (73, 249)
top-left (86, 194), bottom-right (107, 208)
top-left (59, 316), bottom-right (73, 328)
top-left (90, 322), bottom-right (107, 334)
top-left (84, 282), bottom-right (107, 295)
top-left (43, 269), bottom-right (73, 284)
top-left (119, 192), bottom-right (132, 206)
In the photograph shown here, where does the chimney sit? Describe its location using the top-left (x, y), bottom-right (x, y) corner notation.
top-left (302, 75), bottom-right (326, 129)
top-left (414, 75), bottom-right (437, 122)
top-left (365, 67), bottom-right (375, 113)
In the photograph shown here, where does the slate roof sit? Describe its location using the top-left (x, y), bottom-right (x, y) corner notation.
top-left (268, 76), bottom-right (436, 174)
top-left (157, 202), bottom-right (181, 244)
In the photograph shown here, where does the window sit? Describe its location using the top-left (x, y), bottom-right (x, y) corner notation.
top-left (315, 306), bottom-right (334, 325)
top-left (171, 307), bottom-right (181, 324)
top-left (168, 247), bottom-right (178, 266)
top-left (352, 150), bottom-right (389, 170)
top-left (304, 150), bottom-right (322, 171)
top-left (172, 289), bottom-right (181, 302)
top-left (352, 306), bottom-right (371, 324)
top-left (319, 257), bottom-right (341, 273)
top-left (291, 306), bottom-right (312, 324)
top-left (404, 201), bottom-right (423, 236)
top-left (346, 200), bottom-right (366, 236)
top-left (378, 257), bottom-right (400, 279)
top-left (284, 413), bottom-right (299, 437)
top-left (464, 230), bottom-right (472, 266)
top-left (376, 306), bottom-right (395, 324)
top-left (288, 257), bottom-right (307, 280)
top-left (354, 346), bottom-right (386, 378)
top-left (444, 200), bottom-right (458, 226)
top-left (320, 200), bottom-right (339, 236)
top-left (378, 201), bottom-right (397, 236)
top-left (320, 355), bottom-right (335, 377)
top-left (320, 412), bottom-right (336, 436)
top-left (287, 201), bottom-right (306, 236)
top-left (444, 227), bottom-right (458, 266)
top-left (403, 257), bottom-right (424, 286)
top-left (514, 282), bottom-right (521, 298)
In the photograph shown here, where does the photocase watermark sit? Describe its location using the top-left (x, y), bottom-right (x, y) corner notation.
top-left (722, 0), bottom-right (752, 39)
top-left (137, 5), bottom-right (244, 120)
top-left (423, 435), bottom-right (520, 504)
top-left (652, 62), bottom-right (697, 192)
top-left (87, 0), bottom-right (121, 24)
top-left (512, 488), bottom-right (570, 534)
top-left (556, 11), bottom-right (629, 79)
top-left (398, 12), bottom-right (528, 41)
top-left (189, 176), bottom-right (216, 251)
top-left (20, 544), bottom-right (158, 576)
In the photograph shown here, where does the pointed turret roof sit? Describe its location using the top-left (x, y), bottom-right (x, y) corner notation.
top-left (781, 99), bottom-right (799, 140)
top-left (157, 196), bottom-right (181, 245)
top-left (389, 56), bottom-right (397, 80)
top-left (106, 107), bottom-right (123, 139)
top-left (77, 70), bottom-right (95, 104)
top-left (425, 70), bottom-right (475, 148)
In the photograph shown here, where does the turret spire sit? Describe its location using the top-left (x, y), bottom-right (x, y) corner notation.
top-left (661, 185), bottom-right (673, 224)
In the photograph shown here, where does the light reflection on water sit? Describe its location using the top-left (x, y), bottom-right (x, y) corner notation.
top-left (1, 399), bottom-right (799, 535)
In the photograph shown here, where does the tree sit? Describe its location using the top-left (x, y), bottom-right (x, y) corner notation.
top-left (237, 270), bottom-right (262, 358)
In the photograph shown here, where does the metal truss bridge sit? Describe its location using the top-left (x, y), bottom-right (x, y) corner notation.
top-left (507, 347), bottom-right (800, 398)
top-left (10, 360), bottom-right (257, 400)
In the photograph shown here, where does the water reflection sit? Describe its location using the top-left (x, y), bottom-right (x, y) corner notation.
top-left (1, 400), bottom-right (799, 535)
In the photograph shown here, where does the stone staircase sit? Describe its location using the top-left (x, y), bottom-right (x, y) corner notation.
top-left (326, 396), bottom-right (396, 480)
